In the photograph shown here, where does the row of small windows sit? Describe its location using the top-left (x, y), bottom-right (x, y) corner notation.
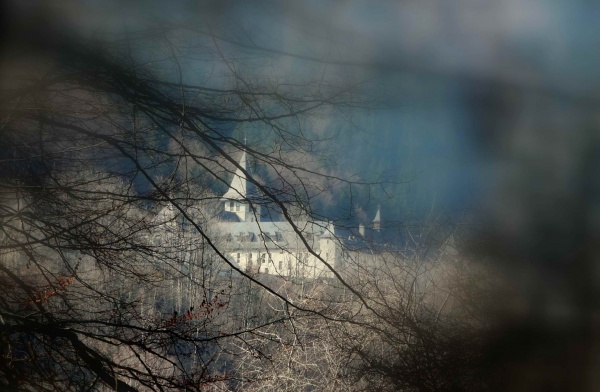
top-left (227, 232), bottom-right (284, 243)
top-left (238, 252), bottom-right (336, 277)
top-left (237, 252), bottom-right (316, 266)
top-left (237, 252), bottom-right (270, 262)
top-left (242, 259), bottom-right (294, 274)
top-left (226, 201), bottom-right (258, 213)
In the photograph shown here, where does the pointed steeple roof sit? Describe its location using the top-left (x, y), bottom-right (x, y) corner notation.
top-left (222, 151), bottom-right (248, 200)
top-left (373, 205), bottom-right (381, 223)
top-left (222, 150), bottom-right (259, 200)
top-left (372, 205), bottom-right (381, 231)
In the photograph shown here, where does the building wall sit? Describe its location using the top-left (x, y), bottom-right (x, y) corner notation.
top-left (228, 245), bottom-right (337, 279)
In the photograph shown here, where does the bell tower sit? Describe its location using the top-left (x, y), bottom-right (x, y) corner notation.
top-left (221, 150), bottom-right (260, 222)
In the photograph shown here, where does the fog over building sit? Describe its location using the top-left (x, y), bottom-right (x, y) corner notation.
top-left (152, 149), bottom-right (396, 279)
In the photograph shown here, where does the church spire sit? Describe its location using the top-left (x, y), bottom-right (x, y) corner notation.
top-left (372, 205), bottom-right (381, 231)
top-left (221, 149), bottom-right (260, 222)
top-left (222, 150), bottom-right (248, 201)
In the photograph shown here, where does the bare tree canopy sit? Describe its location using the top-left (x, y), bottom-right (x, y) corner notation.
top-left (2, 1), bottom-right (600, 391)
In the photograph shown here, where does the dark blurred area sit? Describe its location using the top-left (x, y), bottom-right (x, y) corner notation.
top-left (2, 0), bottom-right (600, 390)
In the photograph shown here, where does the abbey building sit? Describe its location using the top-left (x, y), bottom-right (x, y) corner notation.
top-left (152, 149), bottom-right (387, 280)
top-left (216, 150), bottom-right (342, 279)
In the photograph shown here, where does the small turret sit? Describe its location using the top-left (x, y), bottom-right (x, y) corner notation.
top-left (372, 205), bottom-right (381, 231)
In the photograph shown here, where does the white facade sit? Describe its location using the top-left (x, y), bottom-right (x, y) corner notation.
top-left (217, 150), bottom-right (342, 279)
top-left (152, 150), bottom-right (344, 280)
top-left (217, 220), bottom-right (341, 279)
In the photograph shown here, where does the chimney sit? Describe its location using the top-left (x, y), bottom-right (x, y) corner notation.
top-left (359, 223), bottom-right (365, 236)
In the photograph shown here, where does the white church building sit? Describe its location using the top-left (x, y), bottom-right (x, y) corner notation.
top-left (216, 150), bottom-right (342, 279)
top-left (151, 149), bottom-right (387, 280)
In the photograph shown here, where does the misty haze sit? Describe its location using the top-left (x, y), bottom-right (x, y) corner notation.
top-left (1, 1), bottom-right (599, 391)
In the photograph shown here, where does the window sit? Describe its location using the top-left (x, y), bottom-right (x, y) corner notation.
top-left (236, 203), bottom-right (240, 212)
top-left (229, 201), bottom-right (234, 210)
top-left (248, 253), bottom-right (252, 260)
top-left (279, 260), bottom-right (283, 270)
top-left (260, 254), bottom-right (266, 264)
top-left (236, 253), bottom-right (240, 262)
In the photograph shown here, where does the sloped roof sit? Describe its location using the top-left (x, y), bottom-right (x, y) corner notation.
top-left (336, 222), bottom-right (407, 253)
top-left (372, 205), bottom-right (381, 223)
top-left (216, 219), bottom-right (329, 250)
top-left (217, 210), bottom-right (242, 222)
top-left (221, 151), bottom-right (260, 201)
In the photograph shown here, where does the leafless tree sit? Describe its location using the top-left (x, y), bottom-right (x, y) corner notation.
top-left (225, 224), bottom-right (496, 392)
top-left (5, 2), bottom-right (595, 391)
top-left (0, 5), bottom-right (373, 391)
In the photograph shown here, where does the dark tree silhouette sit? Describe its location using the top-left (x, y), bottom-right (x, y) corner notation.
top-left (3, 2), bottom-right (600, 392)
top-left (0, 4), bottom-right (371, 391)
